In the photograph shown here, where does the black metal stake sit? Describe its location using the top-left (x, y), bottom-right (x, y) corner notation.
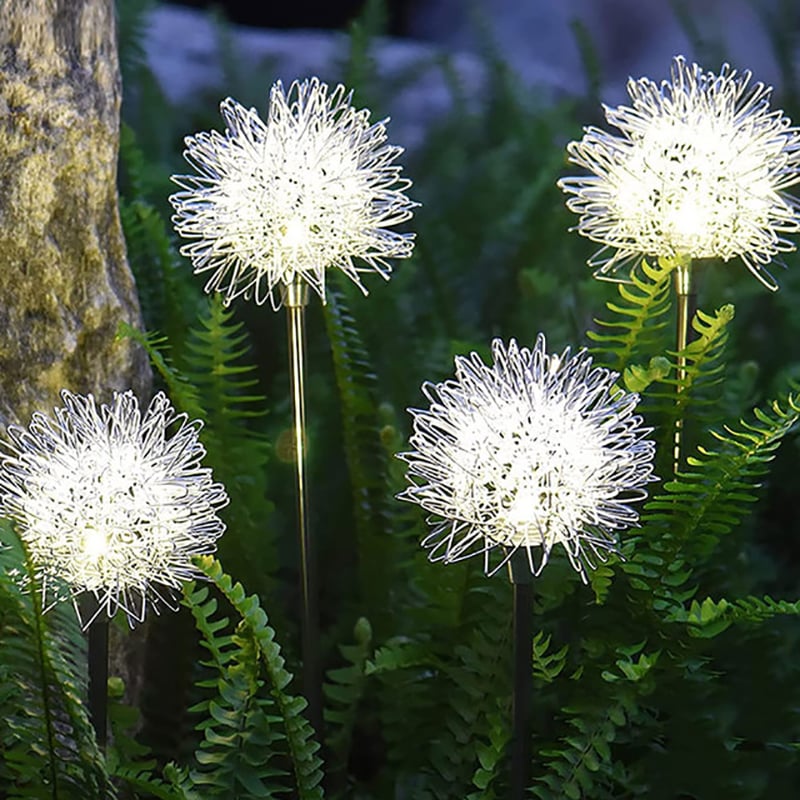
top-left (509, 552), bottom-right (534, 800)
top-left (86, 602), bottom-right (109, 749)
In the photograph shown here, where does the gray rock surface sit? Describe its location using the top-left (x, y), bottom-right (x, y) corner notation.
top-left (144, 1), bottom-right (794, 137)
top-left (407, 0), bottom-right (785, 103)
top-left (0, 0), bottom-right (150, 431)
top-left (143, 5), bottom-right (491, 152)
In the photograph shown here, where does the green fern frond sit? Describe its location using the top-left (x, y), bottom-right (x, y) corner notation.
top-left (466, 705), bottom-right (510, 800)
top-left (116, 322), bottom-right (204, 421)
top-left (533, 649), bottom-right (657, 800)
top-left (179, 296), bottom-right (275, 587)
top-left (615, 391), bottom-right (800, 618)
top-left (419, 572), bottom-right (512, 799)
top-left (193, 556), bottom-right (325, 800)
top-left (668, 594), bottom-right (800, 638)
top-left (646, 392), bottom-right (800, 560)
top-left (532, 631), bottom-right (569, 685)
top-left (323, 616), bottom-right (372, 785)
top-left (641, 303), bottom-right (735, 474)
top-left (342, 0), bottom-right (386, 104)
top-left (322, 279), bottom-right (397, 630)
top-left (180, 579), bottom-right (288, 798)
top-left (181, 295), bottom-right (270, 431)
top-left (653, 304), bottom-right (733, 409)
top-left (588, 257), bottom-right (673, 373)
top-left (0, 520), bottom-right (113, 798)
top-left (116, 1), bottom-right (158, 93)
top-left (109, 760), bottom-right (187, 800)
top-left (366, 638), bottom-right (443, 677)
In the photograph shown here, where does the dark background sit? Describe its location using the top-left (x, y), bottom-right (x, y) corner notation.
top-left (170, 0), bottom-right (414, 34)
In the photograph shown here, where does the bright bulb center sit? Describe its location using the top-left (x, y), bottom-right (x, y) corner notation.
top-left (281, 217), bottom-right (308, 249)
top-left (82, 527), bottom-right (109, 561)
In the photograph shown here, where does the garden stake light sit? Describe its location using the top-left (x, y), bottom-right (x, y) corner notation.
top-left (399, 335), bottom-right (655, 798)
top-left (0, 390), bottom-right (228, 746)
top-left (560, 56), bottom-right (800, 469)
top-left (170, 77), bottom-right (415, 734)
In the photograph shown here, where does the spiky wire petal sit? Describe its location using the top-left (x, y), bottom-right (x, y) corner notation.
top-left (0, 390), bottom-right (229, 629)
top-left (558, 55), bottom-right (800, 289)
top-left (170, 77), bottom-right (417, 309)
top-left (398, 335), bottom-right (656, 580)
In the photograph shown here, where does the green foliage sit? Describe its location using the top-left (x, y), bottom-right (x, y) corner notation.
top-left (588, 257), bottom-right (674, 373)
top-left (0, 521), bottom-right (113, 799)
top-left (180, 579), bottom-right (290, 797)
top-left (322, 280), bottom-right (396, 633)
top-left (190, 556), bottom-right (324, 799)
top-left (323, 616), bottom-right (372, 796)
top-left (533, 646), bottom-right (658, 800)
top-left (647, 392), bottom-right (800, 566)
top-left (104, 558), bottom-right (324, 799)
top-left (672, 594), bottom-right (800, 637)
top-left (3, 3), bottom-right (800, 798)
top-left (116, 0), bottom-right (155, 83)
top-left (532, 631), bottom-right (569, 685)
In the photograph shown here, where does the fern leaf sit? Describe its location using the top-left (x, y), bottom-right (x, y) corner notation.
top-left (588, 257), bottom-right (673, 373)
top-left (181, 297), bottom-right (275, 588)
top-left (641, 303), bottom-right (734, 476)
top-left (323, 616), bottom-right (372, 784)
top-left (646, 392), bottom-right (800, 560)
top-left (116, 323), bottom-right (204, 421)
top-left (193, 556), bottom-right (325, 799)
top-left (533, 649), bottom-right (657, 800)
top-left (109, 761), bottom-right (187, 800)
top-left (532, 631), bottom-right (569, 685)
top-left (419, 570), bottom-right (512, 799)
top-left (179, 577), bottom-right (288, 798)
top-left (322, 279), bottom-right (396, 631)
top-left (669, 594), bottom-right (800, 638)
top-left (118, 126), bottom-right (204, 349)
top-left (0, 520), bottom-right (113, 798)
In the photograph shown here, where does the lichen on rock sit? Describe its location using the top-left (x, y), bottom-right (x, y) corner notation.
top-left (0, 0), bottom-right (150, 431)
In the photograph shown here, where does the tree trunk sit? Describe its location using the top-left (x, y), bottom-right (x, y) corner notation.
top-left (0, 0), bottom-right (150, 431)
top-left (0, 0), bottom-right (153, 718)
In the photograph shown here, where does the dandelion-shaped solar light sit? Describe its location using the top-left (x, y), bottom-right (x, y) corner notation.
top-left (169, 77), bottom-right (415, 309)
top-left (0, 389), bottom-right (228, 744)
top-left (170, 77), bottom-right (416, 732)
top-left (559, 56), bottom-right (800, 468)
top-left (399, 335), bottom-right (655, 798)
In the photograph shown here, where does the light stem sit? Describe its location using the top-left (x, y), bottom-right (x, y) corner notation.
top-left (283, 278), bottom-right (322, 736)
top-left (508, 550), bottom-right (533, 800)
top-left (672, 256), bottom-right (695, 474)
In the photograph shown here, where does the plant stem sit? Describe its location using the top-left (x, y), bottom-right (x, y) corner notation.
top-left (508, 550), bottom-right (533, 799)
top-left (284, 278), bottom-right (322, 737)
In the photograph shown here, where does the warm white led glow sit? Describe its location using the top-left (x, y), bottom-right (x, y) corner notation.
top-left (398, 336), bottom-right (656, 579)
top-left (0, 391), bottom-right (229, 628)
top-left (559, 56), bottom-right (800, 289)
top-left (170, 77), bottom-right (416, 309)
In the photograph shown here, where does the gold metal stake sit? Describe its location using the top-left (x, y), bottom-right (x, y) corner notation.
top-left (672, 257), bottom-right (695, 473)
top-left (283, 277), bottom-right (322, 736)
